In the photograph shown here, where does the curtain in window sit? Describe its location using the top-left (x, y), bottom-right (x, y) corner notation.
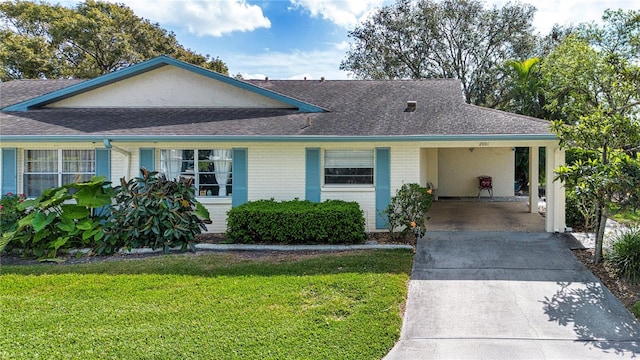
top-left (160, 150), bottom-right (181, 180)
top-left (325, 150), bottom-right (374, 168)
top-left (26, 150), bottom-right (57, 173)
top-left (62, 150), bottom-right (95, 173)
top-left (212, 149), bottom-right (232, 196)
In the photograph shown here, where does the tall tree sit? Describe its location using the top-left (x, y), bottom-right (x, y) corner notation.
top-left (0, 0), bottom-right (227, 80)
top-left (339, 0), bottom-right (538, 106)
top-left (501, 57), bottom-right (547, 118)
top-left (542, 10), bottom-right (640, 263)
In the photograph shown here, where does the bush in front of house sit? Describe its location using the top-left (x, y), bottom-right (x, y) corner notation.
top-left (100, 168), bottom-right (211, 255)
top-left (1, 177), bottom-right (113, 258)
top-left (565, 190), bottom-right (586, 230)
top-left (226, 199), bottom-right (366, 244)
top-left (606, 226), bottom-right (640, 283)
top-left (0, 192), bottom-right (27, 235)
top-left (384, 183), bottom-right (434, 242)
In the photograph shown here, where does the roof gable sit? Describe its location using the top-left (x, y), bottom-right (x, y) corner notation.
top-left (2, 56), bottom-right (325, 113)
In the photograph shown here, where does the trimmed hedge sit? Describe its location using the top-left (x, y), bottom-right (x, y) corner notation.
top-left (226, 199), bottom-right (366, 244)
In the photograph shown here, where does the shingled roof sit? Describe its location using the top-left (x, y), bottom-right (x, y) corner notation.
top-left (0, 77), bottom-right (553, 139)
top-left (0, 79), bottom-right (85, 108)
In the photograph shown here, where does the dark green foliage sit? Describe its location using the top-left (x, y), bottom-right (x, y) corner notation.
top-left (565, 190), bottom-right (587, 230)
top-left (384, 183), bottom-right (434, 242)
top-left (101, 168), bottom-right (211, 254)
top-left (0, 0), bottom-right (227, 80)
top-left (606, 227), bottom-right (640, 283)
top-left (226, 199), bottom-right (366, 244)
top-left (633, 302), bottom-right (640, 318)
top-left (1, 177), bottom-right (113, 258)
top-left (0, 192), bottom-right (26, 234)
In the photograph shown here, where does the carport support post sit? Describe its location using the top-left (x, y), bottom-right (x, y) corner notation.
top-left (545, 146), bottom-right (566, 232)
top-left (529, 146), bottom-right (539, 214)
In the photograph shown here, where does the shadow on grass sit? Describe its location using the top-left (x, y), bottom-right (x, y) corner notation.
top-left (0, 249), bottom-right (414, 278)
top-left (541, 281), bottom-right (640, 356)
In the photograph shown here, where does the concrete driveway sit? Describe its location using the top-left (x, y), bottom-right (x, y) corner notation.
top-left (385, 232), bottom-right (640, 359)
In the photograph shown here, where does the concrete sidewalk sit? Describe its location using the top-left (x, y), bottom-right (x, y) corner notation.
top-left (385, 232), bottom-right (640, 359)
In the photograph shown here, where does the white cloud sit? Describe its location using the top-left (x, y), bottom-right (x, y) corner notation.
top-left (55, 0), bottom-right (271, 37)
top-left (486, 0), bottom-right (638, 34)
top-left (228, 44), bottom-right (353, 80)
top-left (290, 0), bottom-right (385, 28)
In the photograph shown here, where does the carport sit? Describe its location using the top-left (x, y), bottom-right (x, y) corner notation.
top-left (428, 199), bottom-right (545, 232)
top-left (420, 140), bottom-right (566, 233)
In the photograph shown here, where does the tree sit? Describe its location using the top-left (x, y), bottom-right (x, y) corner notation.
top-left (0, 0), bottom-right (227, 80)
top-left (542, 12), bottom-right (640, 263)
top-left (501, 58), bottom-right (547, 118)
top-left (339, 0), bottom-right (538, 106)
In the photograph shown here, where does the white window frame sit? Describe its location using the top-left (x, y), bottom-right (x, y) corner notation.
top-left (23, 149), bottom-right (95, 197)
top-left (323, 149), bottom-right (375, 186)
top-left (160, 149), bottom-right (233, 198)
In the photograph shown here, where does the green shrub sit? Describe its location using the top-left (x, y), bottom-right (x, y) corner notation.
top-left (226, 199), bottom-right (366, 244)
top-left (565, 190), bottom-right (587, 230)
top-left (0, 192), bottom-right (27, 235)
top-left (1, 177), bottom-right (113, 258)
top-left (101, 169), bottom-right (211, 254)
top-left (606, 227), bottom-right (640, 283)
top-left (384, 183), bottom-right (434, 242)
top-left (633, 301), bottom-right (640, 319)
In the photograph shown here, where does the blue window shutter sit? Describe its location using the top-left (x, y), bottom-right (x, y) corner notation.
top-left (95, 149), bottom-right (111, 180)
top-left (1, 148), bottom-right (17, 195)
top-left (305, 148), bottom-right (321, 202)
top-left (232, 148), bottom-right (248, 207)
top-left (375, 148), bottom-right (391, 229)
top-left (139, 148), bottom-right (155, 174)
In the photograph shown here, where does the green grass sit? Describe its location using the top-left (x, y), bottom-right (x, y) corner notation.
top-left (633, 301), bottom-right (640, 319)
top-left (610, 206), bottom-right (640, 226)
top-left (0, 250), bottom-right (413, 360)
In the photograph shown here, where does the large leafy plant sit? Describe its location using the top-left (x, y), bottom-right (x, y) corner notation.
top-left (1, 177), bottom-right (113, 258)
top-left (101, 168), bottom-right (211, 254)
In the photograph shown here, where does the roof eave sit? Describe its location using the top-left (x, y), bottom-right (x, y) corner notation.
top-left (0, 134), bottom-right (558, 143)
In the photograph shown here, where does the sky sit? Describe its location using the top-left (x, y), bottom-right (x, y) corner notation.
top-left (49, 0), bottom-right (638, 80)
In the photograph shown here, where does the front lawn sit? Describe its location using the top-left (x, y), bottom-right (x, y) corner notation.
top-left (0, 250), bottom-right (412, 360)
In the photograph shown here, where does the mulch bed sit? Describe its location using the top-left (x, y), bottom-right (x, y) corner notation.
top-left (572, 248), bottom-right (640, 320)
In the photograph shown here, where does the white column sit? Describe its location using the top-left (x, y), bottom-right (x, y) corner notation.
top-left (545, 145), bottom-right (566, 232)
top-left (529, 146), bottom-right (539, 214)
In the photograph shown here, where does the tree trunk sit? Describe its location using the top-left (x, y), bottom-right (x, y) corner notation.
top-left (594, 205), bottom-right (608, 264)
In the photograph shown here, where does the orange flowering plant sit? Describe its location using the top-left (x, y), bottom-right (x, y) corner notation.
top-left (383, 183), bottom-right (434, 242)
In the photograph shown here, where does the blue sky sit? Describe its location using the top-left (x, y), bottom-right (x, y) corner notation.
top-left (51, 0), bottom-right (638, 79)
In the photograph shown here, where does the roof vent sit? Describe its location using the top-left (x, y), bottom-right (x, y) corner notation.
top-left (301, 116), bottom-right (312, 129)
top-left (265, 76), bottom-right (269, 82)
top-left (405, 100), bottom-right (417, 112)
top-left (320, 76), bottom-right (325, 82)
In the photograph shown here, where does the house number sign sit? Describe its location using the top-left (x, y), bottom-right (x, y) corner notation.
top-left (478, 142), bottom-right (490, 146)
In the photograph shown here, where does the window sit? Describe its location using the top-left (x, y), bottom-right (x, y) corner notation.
top-left (324, 150), bottom-right (374, 185)
top-left (24, 150), bottom-right (95, 197)
top-left (160, 149), bottom-right (232, 197)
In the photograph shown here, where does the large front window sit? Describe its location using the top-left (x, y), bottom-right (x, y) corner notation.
top-left (324, 150), bottom-right (374, 185)
top-left (160, 149), bottom-right (232, 197)
top-left (24, 150), bottom-right (95, 197)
